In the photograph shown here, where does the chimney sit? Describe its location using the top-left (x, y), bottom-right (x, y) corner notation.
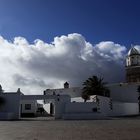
top-left (64, 82), bottom-right (69, 88)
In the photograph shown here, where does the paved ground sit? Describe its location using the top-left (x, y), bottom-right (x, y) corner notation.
top-left (0, 117), bottom-right (140, 140)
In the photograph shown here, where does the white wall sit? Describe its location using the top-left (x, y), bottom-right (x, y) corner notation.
top-left (57, 95), bottom-right (71, 103)
top-left (71, 95), bottom-right (96, 102)
top-left (44, 95), bottom-right (71, 119)
top-left (54, 102), bottom-right (66, 119)
top-left (65, 96), bottom-right (111, 114)
top-left (43, 103), bottom-right (50, 114)
top-left (0, 93), bottom-right (20, 119)
top-left (71, 97), bottom-right (84, 102)
top-left (55, 102), bottom-right (100, 119)
top-left (108, 83), bottom-right (139, 102)
top-left (20, 100), bottom-right (37, 114)
top-left (112, 102), bottom-right (139, 116)
top-left (65, 102), bottom-right (97, 113)
top-left (61, 96), bottom-right (112, 120)
top-left (45, 87), bottom-right (82, 98)
top-left (54, 96), bottom-right (112, 119)
top-left (97, 96), bottom-right (111, 115)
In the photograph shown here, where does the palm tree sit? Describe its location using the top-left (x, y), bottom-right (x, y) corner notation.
top-left (81, 76), bottom-right (110, 102)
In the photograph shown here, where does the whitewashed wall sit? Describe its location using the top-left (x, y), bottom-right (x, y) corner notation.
top-left (108, 83), bottom-right (139, 102)
top-left (54, 96), bottom-right (112, 119)
top-left (65, 102), bottom-right (97, 113)
top-left (65, 96), bottom-right (111, 114)
top-left (44, 95), bottom-right (71, 119)
top-left (97, 96), bottom-right (111, 115)
top-left (54, 102), bottom-right (66, 119)
top-left (0, 93), bottom-right (20, 119)
top-left (112, 102), bottom-right (139, 116)
top-left (43, 103), bottom-right (50, 114)
top-left (20, 100), bottom-right (37, 114)
top-left (45, 87), bottom-right (82, 98)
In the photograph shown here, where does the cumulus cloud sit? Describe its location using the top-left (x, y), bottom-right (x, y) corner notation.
top-left (0, 33), bottom-right (135, 94)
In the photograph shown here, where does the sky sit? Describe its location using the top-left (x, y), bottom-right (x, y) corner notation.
top-left (0, 0), bottom-right (140, 94)
top-left (0, 0), bottom-right (140, 46)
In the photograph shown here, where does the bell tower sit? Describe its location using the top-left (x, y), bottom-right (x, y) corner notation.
top-left (125, 47), bottom-right (140, 83)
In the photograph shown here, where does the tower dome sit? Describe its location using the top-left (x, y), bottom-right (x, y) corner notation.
top-left (126, 47), bottom-right (140, 67)
top-left (128, 47), bottom-right (140, 56)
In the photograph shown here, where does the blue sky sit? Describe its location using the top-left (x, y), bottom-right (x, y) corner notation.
top-left (0, 0), bottom-right (140, 47)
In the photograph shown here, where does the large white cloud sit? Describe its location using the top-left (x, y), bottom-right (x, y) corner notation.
top-left (0, 33), bottom-right (136, 94)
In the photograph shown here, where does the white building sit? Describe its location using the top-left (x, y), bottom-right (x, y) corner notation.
top-left (43, 82), bottom-right (139, 118)
top-left (0, 87), bottom-right (39, 119)
top-left (0, 47), bottom-right (139, 120)
top-left (0, 85), bottom-right (72, 120)
top-left (0, 82), bottom-right (139, 120)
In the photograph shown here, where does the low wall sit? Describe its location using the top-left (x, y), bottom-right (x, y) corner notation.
top-left (65, 102), bottom-right (97, 113)
top-left (0, 112), bottom-right (16, 120)
top-left (112, 102), bottom-right (139, 116)
top-left (54, 96), bottom-right (139, 120)
top-left (62, 97), bottom-right (111, 120)
top-left (54, 102), bottom-right (66, 119)
top-left (62, 113), bottom-right (107, 120)
top-left (54, 102), bottom-right (98, 119)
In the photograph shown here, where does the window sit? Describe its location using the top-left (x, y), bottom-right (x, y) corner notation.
top-left (92, 108), bottom-right (98, 112)
top-left (25, 104), bottom-right (31, 110)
